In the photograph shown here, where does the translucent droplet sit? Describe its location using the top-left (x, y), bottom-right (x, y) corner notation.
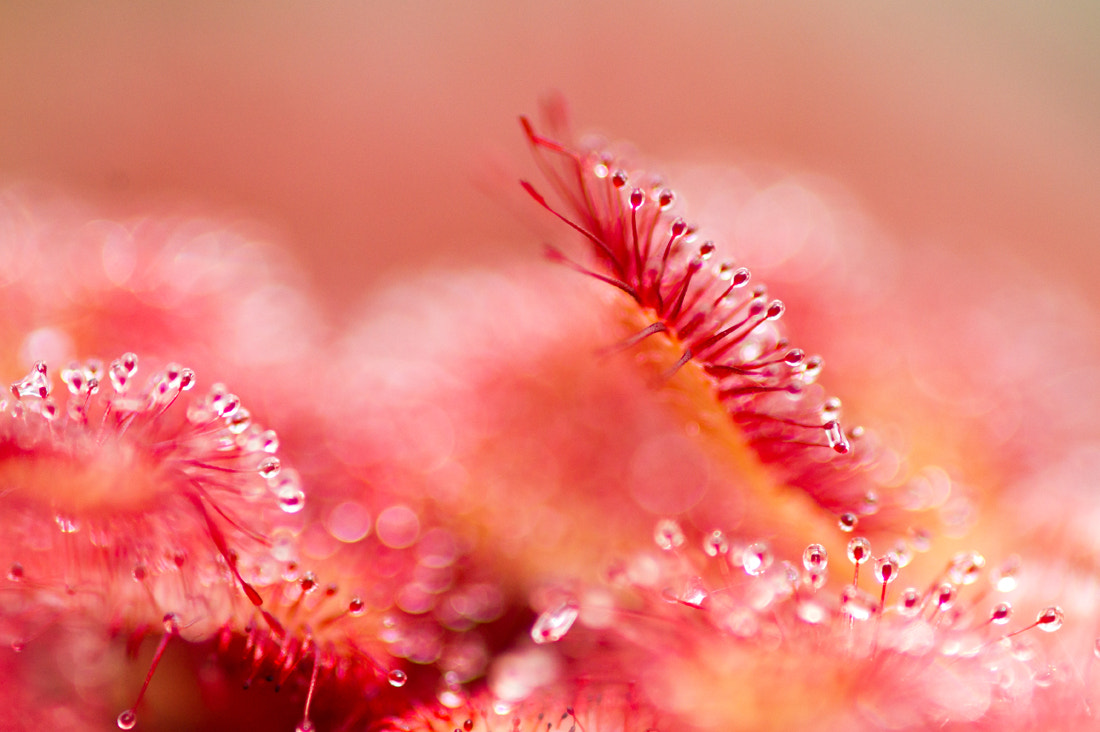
top-left (874, 555), bottom-right (899, 585)
top-left (117, 709), bottom-right (136, 730)
top-left (348, 597), bottom-right (365, 616)
top-left (226, 407), bottom-right (251, 435)
top-left (7, 563), bottom-right (24, 582)
top-left (10, 361), bottom-right (50, 399)
top-left (947, 551), bottom-right (986, 586)
top-left (742, 542), bottom-right (772, 577)
top-left (260, 429), bottom-right (280, 454)
top-left (61, 362), bottom-right (86, 395)
top-left (933, 583), bottom-right (957, 612)
top-left (990, 602), bottom-right (1012, 625)
top-left (531, 599), bottom-right (580, 644)
top-left (846, 537), bottom-right (871, 565)
top-left (698, 241), bottom-right (716, 260)
top-left (670, 218), bottom-right (687, 238)
top-left (657, 189), bottom-right (675, 209)
top-left (629, 188), bottom-right (645, 210)
top-left (277, 485), bottom-right (306, 514)
top-left (802, 544), bottom-right (828, 573)
top-left (216, 393), bottom-right (241, 419)
top-left (824, 420), bottom-right (848, 453)
top-left (801, 355), bottom-right (823, 383)
top-left (611, 170), bottom-right (628, 188)
top-left (1036, 606), bottom-right (1064, 633)
top-left (162, 613), bottom-right (180, 634)
top-left (653, 519), bottom-right (684, 551)
top-left (179, 368), bottom-right (196, 391)
top-left (299, 573), bottom-right (318, 594)
top-left (898, 588), bottom-right (922, 617)
top-left (821, 397), bottom-right (842, 420)
top-left (890, 541), bottom-right (914, 568)
top-left (838, 513), bottom-right (858, 533)
top-left (703, 530), bottom-right (729, 557)
top-left (680, 576), bottom-right (708, 608)
top-left (783, 349), bottom-right (805, 366)
top-left (765, 300), bottom-right (785, 321)
top-left (990, 555), bottom-right (1020, 593)
top-left (257, 456), bottom-right (281, 480)
top-left (387, 669), bottom-right (408, 687)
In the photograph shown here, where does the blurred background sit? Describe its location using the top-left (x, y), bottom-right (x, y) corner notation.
top-left (1, 2), bottom-right (1097, 315)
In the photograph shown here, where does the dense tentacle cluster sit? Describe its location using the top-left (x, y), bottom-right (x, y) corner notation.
top-left (519, 119), bottom-right (908, 526)
top-left (514, 518), bottom-right (1075, 731)
top-left (0, 354), bottom-right (301, 643)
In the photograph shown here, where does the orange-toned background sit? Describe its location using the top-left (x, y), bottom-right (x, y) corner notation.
top-left (1, 2), bottom-right (1097, 313)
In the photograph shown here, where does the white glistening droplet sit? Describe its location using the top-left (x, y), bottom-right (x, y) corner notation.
top-left (530, 600), bottom-right (580, 644)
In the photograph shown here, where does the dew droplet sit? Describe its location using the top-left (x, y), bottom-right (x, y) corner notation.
top-left (530, 599), bottom-right (580, 644)
top-left (947, 551), bottom-right (986, 586)
top-left (257, 456), bottom-right (281, 480)
top-left (783, 349), bottom-right (805, 366)
top-left (117, 709), bottom-right (136, 730)
top-left (897, 588), bottom-right (922, 617)
top-left (348, 597), bottom-right (365, 616)
top-left (299, 573), bottom-right (318, 594)
top-left (990, 555), bottom-right (1020, 593)
top-left (1036, 606), bottom-right (1064, 632)
top-left (802, 544), bottom-right (828, 573)
top-left (874, 555), bottom-right (899, 585)
top-left (933, 583), bottom-right (957, 612)
top-left (611, 170), bottom-right (628, 189)
top-left (629, 189), bottom-right (645, 210)
top-left (275, 475), bottom-right (306, 514)
top-left (838, 513), bottom-right (858, 533)
top-left (8, 563), bottom-right (24, 582)
top-left (990, 602), bottom-right (1012, 625)
top-left (890, 541), bottom-right (914, 568)
top-left (846, 537), bottom-right (871, 565)
top-left (653, 519), bottom-right (684, 551)
top-left (670, 218), bottom-right (687, 238)
top-left (824, 420), bottom-right (848, 453)
top-left (10, 361), bottom-right (50, 399)
top-left (698, 241), bottom-right (716, 260)
top-left (657, 189), bottom-right (675, 209)
top-left (387, 669), bottom-right (408, 687)
top-left (703, 530), bottom-right (729, 557)
top-left (742, 542), bottom-right (772, 577)
top-left (680, 576), bottom-right (708, 608)
top-left (226, 407), bottom-right (251, 435)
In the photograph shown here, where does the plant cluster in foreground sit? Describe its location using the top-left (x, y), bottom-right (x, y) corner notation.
top-left (1, 108), bottom-right (1098, 731)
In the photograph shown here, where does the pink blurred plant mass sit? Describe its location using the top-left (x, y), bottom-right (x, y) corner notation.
top-left (1, 4), bottom-right (1100, 731)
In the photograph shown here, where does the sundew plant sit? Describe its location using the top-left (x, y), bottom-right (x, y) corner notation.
top-left (2, 101), bottom-right (1100, 732)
